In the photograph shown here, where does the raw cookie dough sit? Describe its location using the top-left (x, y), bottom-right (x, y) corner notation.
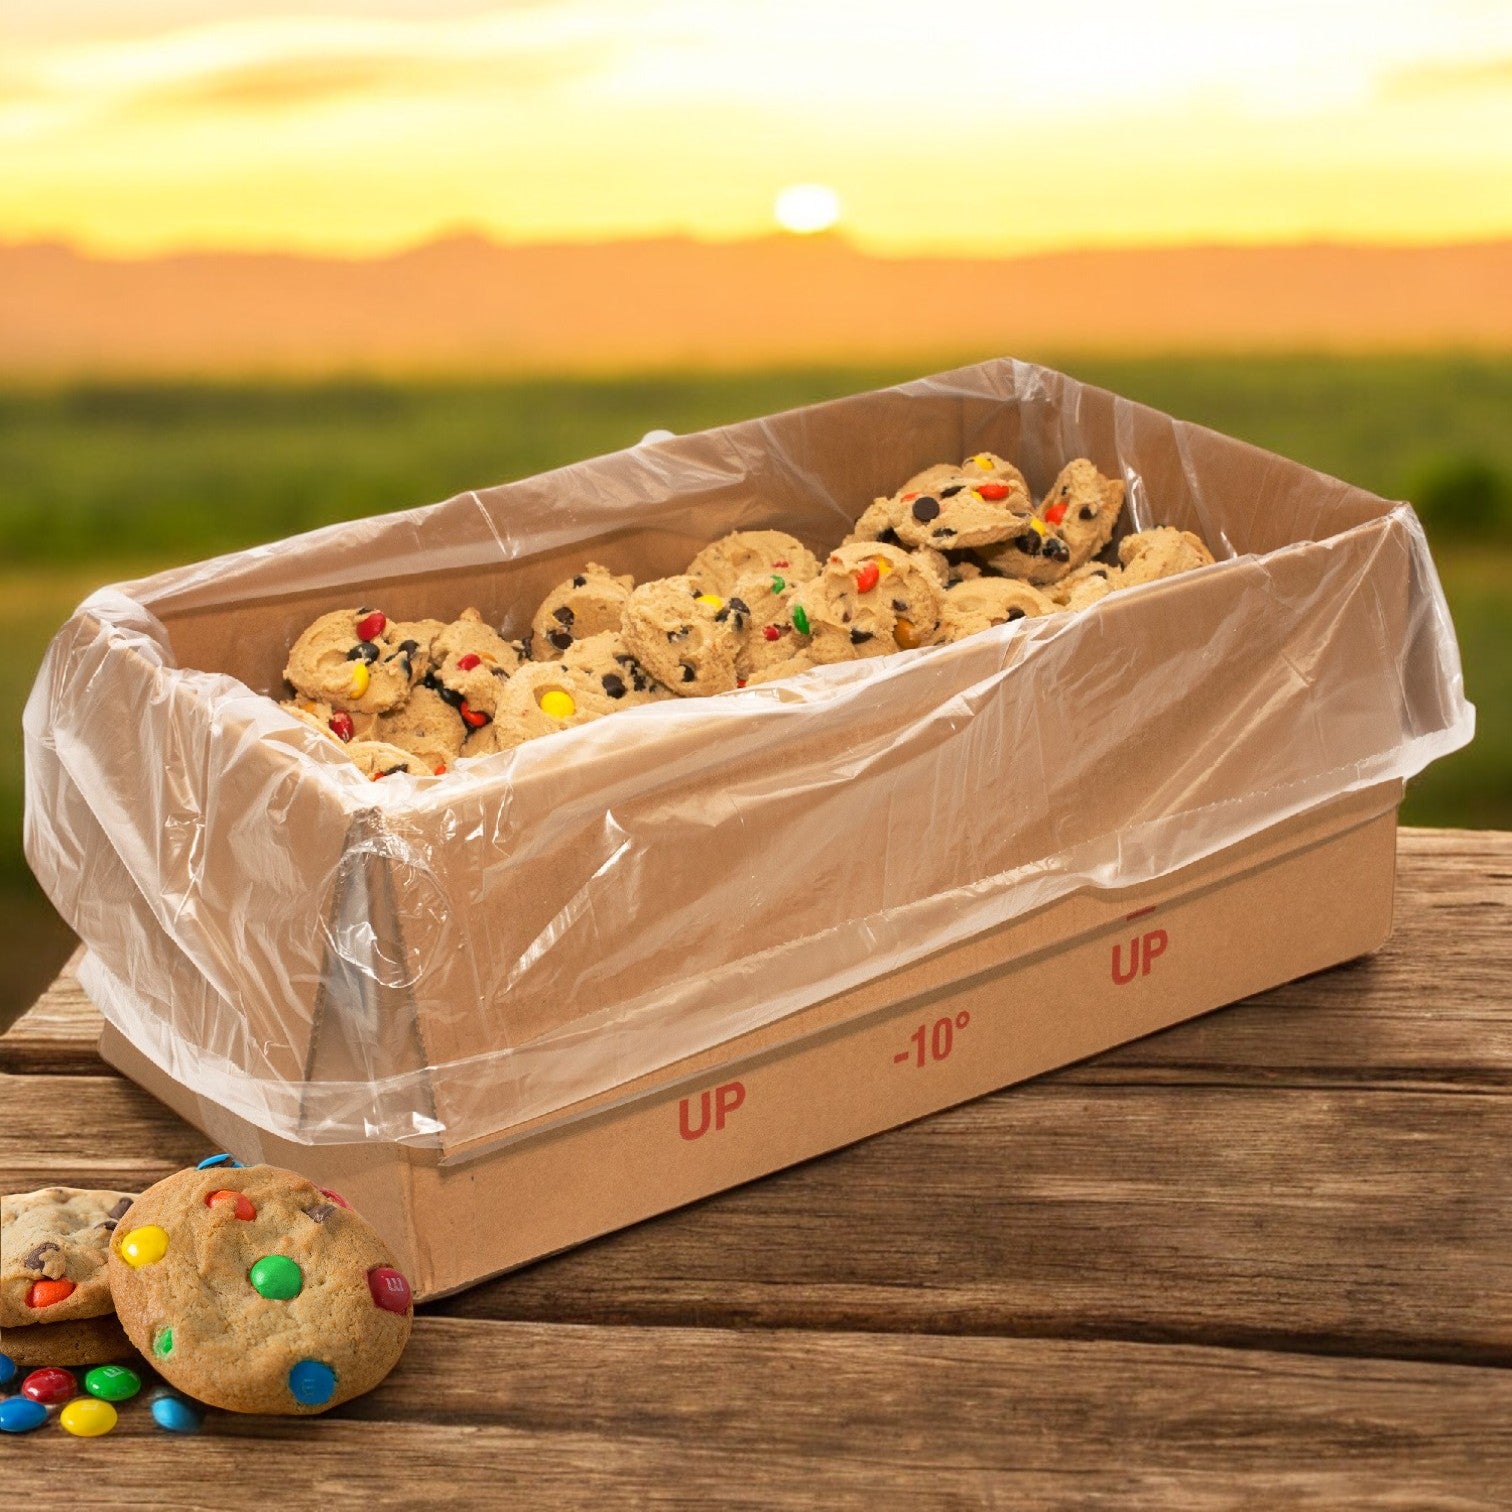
top-left (107, 1164), bottom-right (413, 1415)
top-left (530, 563), bottom-right (635, 660)
top-left (462, 661), bottom-right (620, 755)
top-left (1038, 459), bottom-right (1125, 569)
top-left (721, 569), bottom-right (810, 680)
top-left (790, 542), bottom-right (944, 662)
top-left (371, 684), bottom-right (468, 768)
top-left (280, 698), bottom-right (376, 746)
top-left (284, 608), bottom-right (444, 715)
top-left (884, 463), bottom-right (1034, 551)
top-left (1046, 561), bottom-right (1121, 610)
top-left (686, 530), bottom-right (820, 597)
top-left (348, 740), bottom-right (437, 779)
top-left (973, 517), bottom-right (1074, 586)
top-left (1118, 527), bottom-right (1216, 586)
top-left (1, 1187), bottom-right (136, 1327)
top-left (2, 1313), bottom-right (140, 1369)
top-left (620, 575), bottom-right (744, 696)
top-left (560, 631), bottom-right (674, 707)
top-left (429, 607), bottom-right (525, 718)
top-left (935, 578), bottom-right (1058, 642)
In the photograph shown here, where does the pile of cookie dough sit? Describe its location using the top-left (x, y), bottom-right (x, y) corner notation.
top-left (282, 452), bottom-right (1216, 776)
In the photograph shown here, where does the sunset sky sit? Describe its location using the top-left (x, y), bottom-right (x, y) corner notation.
top-left (3, 1), bottom-right (1510, 258)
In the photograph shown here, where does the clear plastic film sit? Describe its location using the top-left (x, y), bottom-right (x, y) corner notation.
top-left (23, 359), bottom-right (1474, 1159)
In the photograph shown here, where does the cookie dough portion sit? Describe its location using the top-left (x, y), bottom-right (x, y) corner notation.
top-left (284, 608), bottom-right (439, 715)
top-left (686, 531), bottom-right (819, 598)
top-left (620, 575), bottom-right (743, 696)
top-left (1039, 459), bottom-right (1125, 569)
top-left (1, 1313), bottom-right (140, 1369)
top-left (108, 1164), bottom-right (412, 1415)
top-left (745, 649), bottom-right (828, 686)
top-left (1, 1187), bottom-right (136, 1327)
top-left (348, 740), bottom-right (437, 779)
top-left (429, 608), bottom-right (525, 717)
top-left (1046, 561), bottom-right (1120, 611)
top-left (791, 542), bottom-right (944, 662)
top-left (280, 698), bottom-right (377, 746)
top-left (462, 661), bottom-right (619, 755)
top-left (889, 470), bottom-right (1035, 552)
top-left (530, 563), bottom-right (635, 660)
top-left (935, 578), bottom-right (1058, 642)
top-left (371, 684), bottom-right (467, 769)
top-left (1118, 527), bottom-right (1216, 587)
top-left (841, 496), bottom-right (908, 550)
top-left (974, 518), bottom-right (1074, 587)
top-left (560, 631), bottom-right (675, 707)
top-left (721, 569), bottom-right (811, 679)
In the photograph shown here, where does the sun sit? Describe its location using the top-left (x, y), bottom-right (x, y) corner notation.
top-left (774, 184), bottom-right (841, 235)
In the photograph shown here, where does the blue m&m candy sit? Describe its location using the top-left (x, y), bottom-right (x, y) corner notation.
top-left (287, 1359), bottom-right (337, 1407)
top-left (0, 1396), bottom-right (48, 1433)
top-left (0, 1351), bottom-right (15, 1387)
top-left (151, 1395), bottom-right (204, 1434)
top-left (196, 1153), bottom-right (244, 1170)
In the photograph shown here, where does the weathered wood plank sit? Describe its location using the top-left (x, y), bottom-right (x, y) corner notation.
top-left (4, 1319), bottom-right (1510, 1509)
top-left (4, 1064), bottom-right (1508, 1362)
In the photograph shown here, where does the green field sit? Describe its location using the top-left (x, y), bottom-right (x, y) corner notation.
top-left (2, 354), bottom-right (1509, 1022)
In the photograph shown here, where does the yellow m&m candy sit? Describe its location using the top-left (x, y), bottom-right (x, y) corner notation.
top-left (1028, 517), bottom-right (1048, 538)
top-left (60, 1398), bottom-right (117, 1437)
top-left (119, 1224), bottom-right (169, 1268)
top-left (971, 454), bottom-right (994, 470)
top-left (348, 661), bottom-right (370, 699)
top-left (695, 593), bottom-right (724, 610)
top-left (538, 690), bottom-right (576, 719)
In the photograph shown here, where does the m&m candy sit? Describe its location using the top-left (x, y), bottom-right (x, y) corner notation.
top-left (197, 1153), bottom-right (244, 1170)
top-left (249, 1254), bottom-right (303, 1300)
top-left (791, 605), bottom-right (811, 636)
top-left (151, 1394), bottom-right (204, 1434)
top-left (21, 1367), bottom-right (76, 1405)
top-left (206, 1189), bottom-right (256, 1221)
top-left (60, 1397), bottom-right (117, 1437)
top-left (288, 1359), bottom-right (337, 1407)
top-left (854, 561), bottom-right (880, 594)
top-left (539, 690), bottom-right (575, 719)
top-left (695, 593), bottom-right (724, 610)
top-left (348, 661), bottom-right (371, 699)
top-left (328, 710), bottom-right (355, 742)
top-left (0, 1397), bottom-right (48, 1434)
top-left (355, 610), bottom-right (387, 643)
top-left (894, 617), bottom-right (922, 650)
top-left (84, 1365), bottom-right (141, 1402)
top-left (119, 1225), bottom-right (169, 1268)
top-left (977, 482), bottom-right (1012, 502)
top-left (455, 652), bottom-right (481, 671)
top-left (1043, 501), bottom-right (1068, 524)
top-left (367, 1266), bottom-right (413, 1315)
top-left (0, 1351), bottom-right (15, 1387)
top-left (26, 1278), bottom-right (76, 1309)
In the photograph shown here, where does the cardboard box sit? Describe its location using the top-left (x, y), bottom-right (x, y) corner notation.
top-left (26, 359), bottom-right (1472, 1297)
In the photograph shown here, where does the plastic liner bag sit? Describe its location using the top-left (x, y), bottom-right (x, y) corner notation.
top-left (24, 358), bottom-right (1473, 1159)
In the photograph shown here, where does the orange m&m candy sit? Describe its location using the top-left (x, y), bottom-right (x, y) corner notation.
top-left (26, 1279), bottom-right (76, 1310)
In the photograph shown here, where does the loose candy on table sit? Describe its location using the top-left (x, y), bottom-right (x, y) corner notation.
top-left (84, 1364), bottom-right (141, 1402)
top-left (151, 1394), bottom-right (204, 1434)
top-left (21, 1367), bottom-right (77, 1405)
top-left (0, 1351), bottom-right (15, 1387)
top-left (59, 1397), bottom-right (117, 1437)
top-left (0, 1396), bottom-right (48, 1433)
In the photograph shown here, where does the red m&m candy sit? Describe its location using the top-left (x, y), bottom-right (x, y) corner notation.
top-left (458, 700), bottom-right (489, 729)
top-left (455, 653), bottom-right (481, 671)
top-left (367, 1266), bottom-right (412, 1315)
top-left (854, 561), bottom-right (880, 594)
top-left (328, 710), bottom-right (355, 742)
top-left (1043, 502), bottom-right (1068, 524)
top-left (762, 625), bottom-right (780, 642)
top-left (355, 610), bottom-right (387, 642)
top-left (320, 1189), bottom-right (351, 1209)
top-left (977, 482), bottom-right (1012, 501)
top-left (21, 1367), bottom-right (76, 1405)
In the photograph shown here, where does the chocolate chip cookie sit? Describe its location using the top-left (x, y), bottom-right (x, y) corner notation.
top-left (1, 1187), bottom-right (136, 1327)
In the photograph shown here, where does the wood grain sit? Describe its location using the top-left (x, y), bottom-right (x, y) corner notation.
top-left (5, 1318), bottom-right (1511, 1510)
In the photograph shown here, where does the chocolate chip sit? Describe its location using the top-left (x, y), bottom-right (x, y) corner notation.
top-left (552, 605), bottom-right (575, 626)
top-left (849, 629), bottom-right (874, 644)
top-left (602, 673), bottom-right (627, 699)
top-left (940, 484), bottom-right (965, 498)
top-left (668, 626), bottom-right (690, 642)
top-left (1007, 607), bottom-right (1026, 621)
top-left (107, 1197), bottom-right (133, 1220)
top-left (892, 598), bottom-right (908, 612)
top-left (398, 639), bottom-right (419, 655)
top-left (1015, 532), bottom-right (1042, 556)
top-left (932, 526), bottom-right (956, 538)
top-left (97, 1220), bottom-right (118, 1232)
top-left (571, 574), bottom-right (587, 588)
top-left (876, 527), bottom-right (903, 547)
top-left (714, 607), bottom-right (730, 622)
top-left (729, 597), bottom-right (750, 615)
top-left (305, 1204), bottom-right (336, 1224)
top-left (380, 764), bottom-right (407, 777)
top-left (1044, 537), bottom-right (1071, 562)
top-left (430, 679), bottom-right (465, 709)
top-left (548, 628), bottom-right (573, 650)
top-left (680, 662), bottom-right (697, 683)
top-left (1079, 505), bottom-right (1096, 520)
top-left (346, 642), bottom-right (379, 662)
top-left (911, 496), bottom-right (941, 522)
top-left (23, 1241), bottom-right (59, 1270)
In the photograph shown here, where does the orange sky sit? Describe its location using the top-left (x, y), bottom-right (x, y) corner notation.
top-left (3, 1), bottom-right (1511, 257)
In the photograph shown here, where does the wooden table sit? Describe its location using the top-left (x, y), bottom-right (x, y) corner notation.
top-left (4, 827), bottom-right (1510, 1507)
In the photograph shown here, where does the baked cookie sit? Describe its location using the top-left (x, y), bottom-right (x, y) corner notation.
top-left (620, 575), bottom-right (744, 696)
top-left (790, 542), bottom-right (944, 662)
top-left (1037, 459), bottom-right (1125, 569)
top-left (1, 1188), bottom-right (135, 1328)
top-left (461, 661), bottom-right (619, 756)
top-left (348, 739), bottom-right (438, 779)
top-left (530, 563), bottom-right (635, 660)
top-left (686, 531), bottom-right (820, 597)
top-left (1118, 527), bottom-right (1216, 587)
top-left (934, 578), bottom-right (1058, 642)
top-left (371, 684), bottom-right (467, 769)
top-left (107, 1164), bottom-right (413, 1415)
top-left (284, 608), bottom-right (444, 715)
top-left (1, 1313), bottom-right (139, 1369)
top-left (428, 608), bottom-right (526, 719)
top-left (559, 631), bottom-right (674, 707)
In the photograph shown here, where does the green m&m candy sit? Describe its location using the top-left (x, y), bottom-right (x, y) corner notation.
top-left (791, 604), bottom-right (810, 636)
top-left (84, 1364), bottom-right (142, 1402)
top-left (249, 1255), bottom-right (303, 1300)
